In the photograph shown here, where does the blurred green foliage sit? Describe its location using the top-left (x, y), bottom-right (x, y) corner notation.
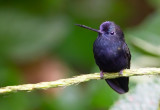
top-left (0, 0), bottom-right (160, 110)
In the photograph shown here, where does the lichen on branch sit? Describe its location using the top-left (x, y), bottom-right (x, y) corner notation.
top-left (0, 68), bottom-right (160, 94)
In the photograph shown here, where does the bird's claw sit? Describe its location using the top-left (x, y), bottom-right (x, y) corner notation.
top-left (119, 69), bottom-right (123, 75)
top-left (100, 71), bottom-right (104, 79)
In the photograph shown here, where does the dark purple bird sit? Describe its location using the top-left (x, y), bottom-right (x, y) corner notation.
top-left (76, 21), bottom-right (131, 94)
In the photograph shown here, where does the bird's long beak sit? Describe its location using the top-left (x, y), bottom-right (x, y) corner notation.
top-left (75, 24), bottom-right (102, 34)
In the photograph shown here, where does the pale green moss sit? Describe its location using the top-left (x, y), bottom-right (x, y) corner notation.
top-left (0, 68), bottom-right (160, 94)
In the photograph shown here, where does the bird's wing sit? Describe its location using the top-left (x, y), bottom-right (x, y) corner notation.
top-left (123, 43), bottom-right (131, 69)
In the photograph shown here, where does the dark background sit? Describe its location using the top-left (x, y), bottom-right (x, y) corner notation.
top-left (0, 0), bottom-right (160, 110)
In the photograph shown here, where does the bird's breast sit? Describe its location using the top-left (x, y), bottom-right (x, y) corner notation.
top-left (93, 37), bottom-right (122, 58)
top-left (93, 37), bottom-right (127, 72)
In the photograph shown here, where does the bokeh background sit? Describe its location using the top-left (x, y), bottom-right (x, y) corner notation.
top-left (0, 0), bottom-right (160, 110)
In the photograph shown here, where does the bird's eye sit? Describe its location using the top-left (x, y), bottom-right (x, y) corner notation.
top-left (110, 32), bottom-right (114, 35)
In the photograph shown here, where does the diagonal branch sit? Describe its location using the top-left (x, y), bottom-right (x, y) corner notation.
top-left (0, 68), bottom-right (160, 94)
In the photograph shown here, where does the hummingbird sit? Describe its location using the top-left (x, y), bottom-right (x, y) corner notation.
top-left (76, 21), bottom-right (131, 94)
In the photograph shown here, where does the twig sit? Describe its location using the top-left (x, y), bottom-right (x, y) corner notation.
top-left (0, 68), bottom-right (160, 94)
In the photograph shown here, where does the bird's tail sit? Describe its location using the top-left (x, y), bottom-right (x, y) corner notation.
top-left (105, 77), bottom-right (129, 94)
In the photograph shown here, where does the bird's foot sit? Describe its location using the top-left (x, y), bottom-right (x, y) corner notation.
top-left (100, 71), bottom-right (104, 79)
top-left (119, 69), bottom-right (123, 75)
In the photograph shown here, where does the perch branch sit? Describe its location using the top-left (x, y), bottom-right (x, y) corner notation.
top-left (0, 68), bottom-right (160, 94)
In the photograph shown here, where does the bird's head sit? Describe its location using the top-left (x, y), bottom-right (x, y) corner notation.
top-left (99, 21), bottom-right (124, 37)
top-left (75, 21), bottom-right (124, 39)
